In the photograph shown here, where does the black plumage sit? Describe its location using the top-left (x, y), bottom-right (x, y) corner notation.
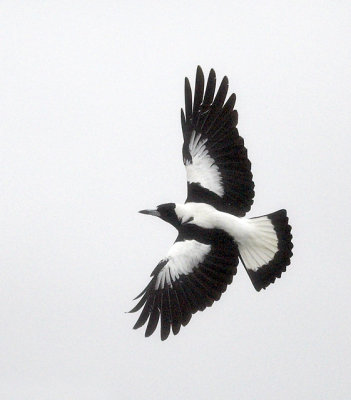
top-left (130, 228), bottom-right (239, 341)
top-left (182, 66), bottom-right (254, 217)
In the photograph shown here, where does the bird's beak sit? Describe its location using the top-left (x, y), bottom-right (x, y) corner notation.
top-left (138, 209), bottom-right (161, 217)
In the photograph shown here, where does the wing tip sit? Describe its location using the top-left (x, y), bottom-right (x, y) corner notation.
top-left (196, 65), bottom-right (204, 78)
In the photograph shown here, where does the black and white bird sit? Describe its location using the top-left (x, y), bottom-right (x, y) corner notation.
top-left (130, 67), bottom-right (293, 340)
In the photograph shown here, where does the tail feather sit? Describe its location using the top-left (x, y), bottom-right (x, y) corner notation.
top-left (238, 209), bottom-right (293, 291)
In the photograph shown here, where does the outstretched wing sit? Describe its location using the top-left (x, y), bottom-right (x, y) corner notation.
top-left (181, 66), bottom-right (254, 217)
top-left (129, 230), bottom-right (239, 340)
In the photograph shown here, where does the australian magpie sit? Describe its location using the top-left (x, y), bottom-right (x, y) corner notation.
top-left (130, 66), bottom-right (293, 340)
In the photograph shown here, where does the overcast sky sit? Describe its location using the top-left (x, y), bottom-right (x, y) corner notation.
top-left (1, 1), bottom-right (351, 399)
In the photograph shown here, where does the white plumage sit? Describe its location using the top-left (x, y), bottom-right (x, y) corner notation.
top-left (185, 131), bottom-right (224, 196)
top-left (155, 240), bottom-right (212, 289)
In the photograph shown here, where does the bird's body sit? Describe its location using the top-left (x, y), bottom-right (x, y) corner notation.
top-left (130, 67), bottom-right (293, 340)
top-left (175, 202), bottom-right (252, 239)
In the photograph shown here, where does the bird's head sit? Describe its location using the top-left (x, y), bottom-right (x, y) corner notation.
top-left (139, 203), bottom-right (180, 227)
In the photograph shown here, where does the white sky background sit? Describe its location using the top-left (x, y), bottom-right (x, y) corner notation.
top-left (1, 1), bottom-right (351, 398)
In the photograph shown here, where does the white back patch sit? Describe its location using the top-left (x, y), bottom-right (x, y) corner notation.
top-left (155, 240), bottom-right (211, 289)
top-left (175, 202), bottom-right (218, 230)
top-left (185, 131), bottom-right (224, 197)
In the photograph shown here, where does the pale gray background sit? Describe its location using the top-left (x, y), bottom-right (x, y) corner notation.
top-left (1, 1), bottom-right (350, 399)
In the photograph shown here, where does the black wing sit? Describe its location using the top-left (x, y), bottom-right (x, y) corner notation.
top-left (181, 66), bottom-right (254, 217)
top-left (129, 230), bottom-right (239, 340)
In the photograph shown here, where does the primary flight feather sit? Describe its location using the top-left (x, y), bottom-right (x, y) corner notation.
top-left (130, 66), bottom-right (293, 340)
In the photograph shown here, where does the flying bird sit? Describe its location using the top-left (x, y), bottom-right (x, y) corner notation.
top-left (130, 67), bottom-right (293, 340)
